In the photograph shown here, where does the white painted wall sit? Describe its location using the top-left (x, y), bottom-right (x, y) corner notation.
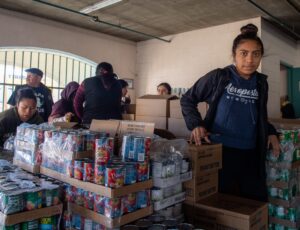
top-left (0, 8), bottom-right (137, 100)
top-left (261, 20), bottom-right (299, 118)
top-left (136, 18), bottom-right (262, 97)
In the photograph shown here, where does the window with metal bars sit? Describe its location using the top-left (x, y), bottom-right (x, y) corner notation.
top-left (0, 47), bottom-right (96, 112)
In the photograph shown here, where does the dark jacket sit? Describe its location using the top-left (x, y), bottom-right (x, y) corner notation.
top-left (0, 107), bottom-right (43, 147)
top-left (74, 75), bottom-right (122, 124)
top-left (180, 66), bottom-right (277, 175)
top-left (7, 83), bottom-right (53, 122)
top-left (49, 81), bottom-right (79, 122)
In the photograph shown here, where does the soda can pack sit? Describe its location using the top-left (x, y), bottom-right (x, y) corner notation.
top-left (105, 165), bottom-right (125, 188)
top-left (121, 135), bottom-right (151, 162)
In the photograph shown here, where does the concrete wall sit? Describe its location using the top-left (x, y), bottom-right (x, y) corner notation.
top-left (136, 18), bottom-right (261, 97)
top-left (0, 8), bottom-right (137, 100)
top-left (261, 20), bottom-right (299, 118)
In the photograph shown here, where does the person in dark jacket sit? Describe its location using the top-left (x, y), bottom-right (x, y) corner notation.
top-left (48, 81), bottom-right (80, 123)
top-left (118, 79), bottom-right (131, 114)
top-left (281, 96), bottom-right (296, 119)
top-left (74, 62), bottom-right (122, 124)
top-left (0, 88), bottom-right (43, 147)
top-left (180, 24), bottom-right (280, 202)
top-left (7, 68), bottom-right (53, 122)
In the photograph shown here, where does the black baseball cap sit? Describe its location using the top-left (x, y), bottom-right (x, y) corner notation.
top-left (25, 68), bottom-right (43, 77)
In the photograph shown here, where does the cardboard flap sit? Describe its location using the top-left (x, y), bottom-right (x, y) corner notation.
top-left (90, 120), bottom-right (121, 136)
top-left (119, 120), bottom-right (154, 136)
top-left (138, 94), bottom-right (178, 100)
top-left (53, 122), bottom-right (78, 129)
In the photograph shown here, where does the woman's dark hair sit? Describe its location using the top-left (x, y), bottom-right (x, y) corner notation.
top-left (157, 82), bottom-right (172, 95)
top-left (16, 88), bottom-right (37, 104)
top-left (232, 23), bottom-right (264, 56)
top-left (118, 79), bottom-right (129, 88)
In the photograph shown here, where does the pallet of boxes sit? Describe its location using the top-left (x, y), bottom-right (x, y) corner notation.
top-left (38, 120), bottom-right (155, 229)
top-left (0, 160), bottom-right (63, 229)
top-left (267, 119), bottom-right (300, 230)
top-left (168, 99), bottom-right (207, 139)
top-left (183, 142), bottom-right (269, 230)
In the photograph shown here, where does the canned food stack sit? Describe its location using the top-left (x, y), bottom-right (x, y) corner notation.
top-left (150, 139), bottom-right (191, 221)
top-left (266, 129), bottom-right (300, 229)
top-left (2, 216), bottom-right (60, 230)
top-left (14, 124), bottom-right (53, 166)
top-left (41, 129), bottom-right (107, 174)
top-left (64, 184), bottom-right (151, 229)
top-left (63, 134), bottom-right (153, 228)
top-left (0, 160), bottom-right (63, 229)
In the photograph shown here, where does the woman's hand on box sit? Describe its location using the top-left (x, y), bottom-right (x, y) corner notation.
top-left (191, 126), bottom-right (211, 145)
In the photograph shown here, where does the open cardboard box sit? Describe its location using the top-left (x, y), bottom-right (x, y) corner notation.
top-left (136, 95), bottom-right (178, 117)
top-left (184, 193), bottom-right (268, 230)
top-left (0, 204), bottom-right (63, 226)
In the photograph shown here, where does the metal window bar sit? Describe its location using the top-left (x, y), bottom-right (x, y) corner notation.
top-left (12, 51), bottom-right (16, 87)
top-left (21, 51), bottom-right (24, 85)
top-left (51, 54), bottom-right (54, 89)
top-left (65, 57), bottom-right (68, 86)
top-left (2, 51), bottom-right (7, 111)
top-left (58, 55), bottom-right (61, 100)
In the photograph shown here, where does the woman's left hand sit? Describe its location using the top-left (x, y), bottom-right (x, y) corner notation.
top-left (268, 135), bottom-right (280, 157)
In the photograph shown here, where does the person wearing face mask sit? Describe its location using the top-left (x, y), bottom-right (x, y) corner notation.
top-left (7, 68), bottom-right (53, 122)
top-left (73, 62), bottom-right (122, 124)
top-left (180, 24), bottom-right (280, 201)
top-left (0, 88), bottom-right (43, 147)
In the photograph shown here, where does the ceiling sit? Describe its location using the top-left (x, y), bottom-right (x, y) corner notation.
top-left (0, 0), bottom-right (299, 42)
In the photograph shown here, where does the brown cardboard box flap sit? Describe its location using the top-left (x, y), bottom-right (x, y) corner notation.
top-left (90, 120), bottom-right (154, 137)
top-left (68, 202), bottom-right (153, 228)
top-left (53, 122), bottom-right (78, 129)
top-left (0, 204), bottom-right (63, 226)
top-left (119, 120), bottom-right (154, 136)
top-left (135, 116), bottom-right (167, 130)
top-left (195, 193), bottom-right (268, 219)
top-left (138, 95), bottom-right (178, 100)
top-left (90, 120), bottom-right (120, 136)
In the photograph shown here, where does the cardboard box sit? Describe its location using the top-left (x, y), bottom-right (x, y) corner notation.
top-left (122, 114), bottom-right (135, 121)
top-left (13, 158), bottom-right (40, 174)
top-left (170, 100), bottom-right (207, 119)
top-left (184, 193), bottom-right (268, 230)
top-left (136, 95), bottom-right (178, 117)
top-left (153, 192), bottom-right (186, 211)
top-left (136, 115), bottom-right (167, 129)
top-left (40, 166), bottom-right (153, 198)
top-left (187, 144), bottom-right (222, 176)
top-left (68, 203), bottom-right (153, 228)
top-left (184, 172), bottom-right (218, 203)
top-left (124, 104), bottom-right (136, 114)
top-left (168, 118), bottom-right (190, 138)
top-left (153, 171), bottom-right (192, 188)
top-left (0, 204), bottom-right (63, 226)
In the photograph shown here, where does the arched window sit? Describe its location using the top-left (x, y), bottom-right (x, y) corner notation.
top-left (0, 47), bottom-right (96, 112)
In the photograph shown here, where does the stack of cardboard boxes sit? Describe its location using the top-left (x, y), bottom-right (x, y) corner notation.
top-left (168, 99), bottom-right (207, 139)
top-left (136, 95), bottom-right (177, 129)
top-left (183, 143), bottom-right (268, 229)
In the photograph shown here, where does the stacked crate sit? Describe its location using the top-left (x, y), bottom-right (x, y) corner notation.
top-left (267, 129), bottom-right (300, 229)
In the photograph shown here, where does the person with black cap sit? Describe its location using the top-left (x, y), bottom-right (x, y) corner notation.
top-left (7, 68), bottom-right (53, 122)
top-left (74, 62), bottom-right (122, 124)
